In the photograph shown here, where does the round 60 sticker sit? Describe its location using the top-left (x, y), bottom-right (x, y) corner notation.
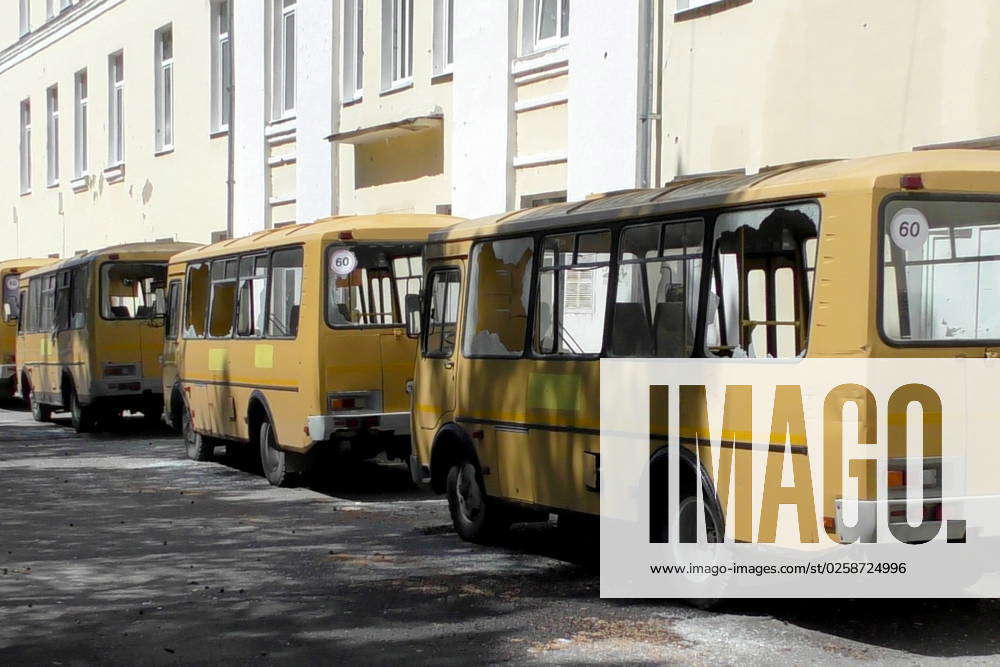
top-left (889, 207), bottom-right (929, 253)
top-left (330, 248), bottom-right (358, 276)
top-left (4, 276), bottom-right (18, 291)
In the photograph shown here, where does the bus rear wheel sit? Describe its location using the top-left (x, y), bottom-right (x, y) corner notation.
top-left (69, 386), bottom-right (94, 433)
top-left (259, 420), bottom-right (296, 487)
top-left (446, 459), bottom-right (508, 544)
top-left (182, 402), bottom-right (213, 462)
top-left (29, 386), bottom-right (52, 423)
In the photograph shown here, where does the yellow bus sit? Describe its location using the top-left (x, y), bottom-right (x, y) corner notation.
top-left (1, 258), bottom-right (57, 400)
top-left (164, 214), bottom-right (460, 486)
top-left (408, 149), bottom-right (999, 544)
top-left (17, 242), bottom-right (196, 431)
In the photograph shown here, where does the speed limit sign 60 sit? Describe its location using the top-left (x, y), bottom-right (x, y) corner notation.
top-left (330, 248), bottom-right (358, 276)
top-left (889, 207), bottom-right (929, 253)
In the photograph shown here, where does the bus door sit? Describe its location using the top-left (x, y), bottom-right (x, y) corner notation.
top-left (377, 255), bottom-right (424, 415)
top-left (416, 265), bottom-right (462, 431)
top-left (162, 279), bottom-right (182, 408)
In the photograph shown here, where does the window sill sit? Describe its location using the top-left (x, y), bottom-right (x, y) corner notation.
top-left (70, 175), bottom-right (89, 193)
top-left (104, 164), bottom-right (125, 184)
top-left (46, 181), bottom-right (60, 190)
top-left (19, 189), bottom-right (31, 197)
top-left (674, 0), bottom-right (752, 22)
top-left (512, 45), bottom-right (568, 77)
top-left (210, 128), bottom-right (229, 139)
top-left (380, 79), bottom-right (414, 97)
top-left (267, 115), bottom-right (297, 133)
top-left (430, 70), bottom-right (453, 84)
top-left (154, 146), bottom-right (174, 157)
top-left (342, 93), bottom-right (363, 106)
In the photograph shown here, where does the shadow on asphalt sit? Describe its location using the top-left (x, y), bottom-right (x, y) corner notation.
top-left (5, 412), bottom-right (996, 660)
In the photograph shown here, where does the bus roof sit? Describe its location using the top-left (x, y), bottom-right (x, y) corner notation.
top-left (0, 258), bottom-right (59, 274)
top-left (430, 149), bottom-right (1000, 242)
top-left (19, 241), bottom-right (199, 280)
top-left (169, 214), bottom-right (464, 265)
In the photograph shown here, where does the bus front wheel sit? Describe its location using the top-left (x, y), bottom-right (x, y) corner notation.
top-left (446, 459), bottom-right (508, 544)
top-left (29, 386), bottom-right (52, 423)
top-left (259, 421), bottom-right (296, 487)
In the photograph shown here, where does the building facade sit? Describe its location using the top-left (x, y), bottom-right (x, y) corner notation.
top-left (6, 0), bottom-right (1000, 260)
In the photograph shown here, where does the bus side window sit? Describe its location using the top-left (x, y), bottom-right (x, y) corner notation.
top-left (165, 280), bottom-right (181, 339)
top-left (184, 263), bottom-right (210, 338)
top-left (612, 219), bottom-right (703, 358)
top-left (69, 266), bottom-right (88, 329)
top-left (706, 203), bottom-right (819, 358)
top-left (208, 258), bottom-right (238, 338)
top-left (533, 230), bottom-right (611, 356)
top-left (16, 290), bottom-right (26, 333)
top-left (424, 268), bottom-right (460, 357)
top-left (463, 237), bottom-right (534, 357)
top-left (266, 247), bottom-right (303, 338)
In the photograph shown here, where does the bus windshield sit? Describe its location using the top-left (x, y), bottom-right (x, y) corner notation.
top-left (882, 198), bottom-right (1000, 344)
top-left (101, 262), bottom-right (168, 320)
top-left (326, 244), bottom-right (423, 327)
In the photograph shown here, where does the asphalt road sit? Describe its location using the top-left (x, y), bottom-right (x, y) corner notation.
top-left (1, 405), bottom-right (999, 665)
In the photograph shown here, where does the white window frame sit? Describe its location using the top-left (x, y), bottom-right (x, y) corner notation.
top-left (46, 85), bottom-right (59, 186)
top-left (154, 24), bottom-right (174, 152)
top-left (271, 0), bottom-right (297, 120)
top-left (342, 0), bottom-right (364, 102)
top-left (74, 69), bottom-right (88, 178)
top-left (19, 0), bottom-right (30, 36)
top-left (522, 0), bottom-right (569, 55)
top-left (19, 99), bottom-right (31, 195)
top-left (211, 1), bottom-right (232, 132)
top-left (380, 0), bottom-right (413, 92)
top-left (46, 0), bottom-right (54, 19)
top-left (675, 0), bottom-right (725, 12)
top-left (108, 51), bottom-right (125, 166)
top-left (432, 0), bottom-right (453, 77)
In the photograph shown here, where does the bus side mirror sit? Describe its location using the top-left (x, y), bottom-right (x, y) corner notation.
top-left (405, 294), bottom-right (422, 339)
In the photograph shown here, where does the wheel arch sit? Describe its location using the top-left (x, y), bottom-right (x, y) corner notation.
top-left (429, 422), bottom-right (478, 495)
top-left (247, 390), bottom-right (278, 448)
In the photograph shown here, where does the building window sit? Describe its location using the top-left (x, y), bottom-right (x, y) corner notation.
top-left (342, 0), bottom-right (364, 101)
top-left (46, 85), bottom-right (59, 186)
top-left (272, 0), bottom-right (296, 119)
top-left (381, 0), bottom-right (413, 90)
top-left (522, 0), bottom-right (569, 55)
top-left (154, 25), bottom-right (174, 152)
top-left (74, 69), bottom-right (88, 178)
top-left (432, 0), bottom-right (453, 76)
top-left (211, 1), bottom-right (232, 132)
top-left (19, 99), bottom-right (31, 194)
top-left (108, 51), bottom-right (125, 165)
top-left (19, 0), bottom-right (30, 36)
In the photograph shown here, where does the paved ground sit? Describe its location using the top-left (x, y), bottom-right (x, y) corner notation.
top-left (1, 405), bottom-right (1000, 665)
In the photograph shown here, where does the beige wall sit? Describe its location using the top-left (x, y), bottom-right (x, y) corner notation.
top-left (0, 0), bottom-right (227, 260)
top-left (660, 0), bottom-right (1000, 181)
top-left (336, 0), bottom-right (452, 216)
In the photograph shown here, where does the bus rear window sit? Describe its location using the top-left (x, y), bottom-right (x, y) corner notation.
top-left (101, 262), bottom-right (168, 320)
top-left (882, 198), bottom-right (1000, 344)
top-left (326, 244), bottom-right (423, 327)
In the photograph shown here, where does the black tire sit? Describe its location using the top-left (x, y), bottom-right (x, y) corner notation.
top-left (182, 400), bottom-right (213, 461)
top-left (259, 421), bottom-right (296, 487)
top-left (446, 458), bottom-right (508, 544)
top-left (29, 386), bottom-right (52, 422)
top-left (68, 385), bottom-right (94, 433)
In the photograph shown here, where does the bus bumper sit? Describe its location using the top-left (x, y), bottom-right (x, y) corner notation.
top-left (835, 497), bottom-right (968, 543)
top-left (306, 411), bottom-right (411, 442)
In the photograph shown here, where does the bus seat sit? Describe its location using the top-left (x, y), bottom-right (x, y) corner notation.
top-left (612, 303), bottom-right (653, 356)
top-left (135, 306), bottom-right (153, 319)
top-left (653, 302), bottom-right (686, 357)
top-left (111, 306), bottom-right (131, 318)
